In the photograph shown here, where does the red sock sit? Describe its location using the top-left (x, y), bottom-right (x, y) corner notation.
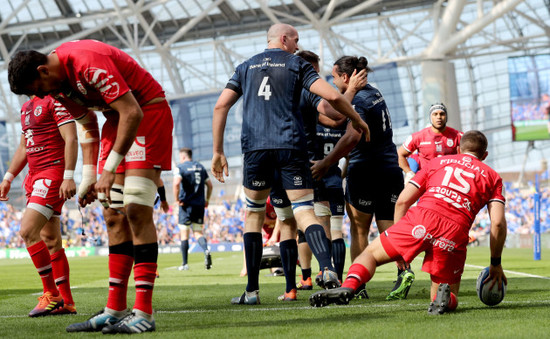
top-left (448, 292), bottom-right (458, 311)
top-left (106, 254), bottom-right (133, 311)
top-left (133, 262), bottom-right (157, 314)
top-left (51, 248), bottom-right (74, 305)
top-left (342, 263), bottom-right (372, 291)
top-left (27, 241), bottom-right (58, 296)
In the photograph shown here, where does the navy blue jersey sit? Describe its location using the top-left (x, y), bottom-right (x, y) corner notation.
top-left (349, 84), bottom-right (399, 168)
top-left (300, 89), bottom-right (322, 159)
top-left (315, 122), bottom-right (347, 177)
top-left (175, 160), bottom-right (210, 206)
top-left (226, 48), bottom-right (320, 152)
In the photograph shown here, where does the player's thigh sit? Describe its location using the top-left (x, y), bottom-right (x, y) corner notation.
top-left (40, 216), bottom-right (62, 251)
top-left (242, 150), bottom-right (276, 191)
top-left (345, 164), bottom-right (376, 215)
top-left (277, 149), bottom-right (313, 192)
top-left (373, 166), bottom-right (404, 222)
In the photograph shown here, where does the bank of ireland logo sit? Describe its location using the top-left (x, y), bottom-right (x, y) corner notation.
top-left (411, 225), bottom-right (426, 239)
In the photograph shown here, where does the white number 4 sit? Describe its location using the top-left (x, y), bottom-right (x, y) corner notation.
top-left (258, 76), bottom-right (272, 101)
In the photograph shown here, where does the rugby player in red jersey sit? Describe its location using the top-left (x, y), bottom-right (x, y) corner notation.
top-left (9, 39), bottom-right (173, 334)
top-left (0, 95), bottom-right (77, 316)
top-left (310, 130), bottom-right (507, 314)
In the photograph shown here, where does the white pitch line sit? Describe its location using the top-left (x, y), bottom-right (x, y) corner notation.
top-left (2, 299), bottom-right (550, 319)
top-left (464, 263), bottom-right (550, 280)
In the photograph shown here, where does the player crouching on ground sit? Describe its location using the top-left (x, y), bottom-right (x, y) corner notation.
top-left (309, 130), bottom-right (507, 314)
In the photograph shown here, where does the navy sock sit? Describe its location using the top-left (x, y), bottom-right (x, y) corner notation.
top-left (198, 236), bottom-right (209, 253)
top-left (302, 268), bottom-right (312, 280)
top-left (244, 232), bottom-right (263, 292)
top-left (181, 240), bottom-right (189, 265)
top-left (332, 238), bottom-right (346, 281)
top-left (280, 239), bottom-right (297, 293)
top-left (305, 225), bottom-right (334, 271)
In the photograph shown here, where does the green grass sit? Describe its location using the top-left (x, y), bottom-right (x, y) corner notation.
top-left (514, 124), bottom-right (550, 141)
top-left (1, 247), bottom-right (549, 338)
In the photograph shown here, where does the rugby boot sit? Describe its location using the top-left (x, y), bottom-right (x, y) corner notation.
top-left (102, 309), bottom-right (155, 334)
top-left (66, 307), bottom-right (128, 332)
top-left (309, 287), bottom-right (355, 307)
top-left (231, 290), bottom-right (260, 305)
top-left (428, 283), bottom-right (451, 315)
top-left (278, 289), bottom-right (297, 301)
top-left (296, 276), bottom-right (313, 290)
top-left (28, 292), bottom-right (64, 317)
top-left (386, 269), bottom-right (415, 300)
top-left (322, 267), bottom-right (341, 289)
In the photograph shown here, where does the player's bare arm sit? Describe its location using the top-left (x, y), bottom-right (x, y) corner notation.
top-left (393, 183), bottom-right (422, 222)
top-left (173, 175), bottom-right (182, 206)
top-left (212, 88), bottom-right (239, 183)
top-left (75, 111), bottom-right (100, 206)
top-left (310, 123), bottom-right (361, 181)
top-left (205, 179), bottom-right (213, 208)
top-left (58, 121), bottom-right (78, 200)
top-left (309, 78), bottom-right (370, 141)
top-left (96, 92), bottom-right (144, 203)
top-left (0, 135), bottom-right (27, 201)
top-left (486, 200), bottom-right (508, 289)
top-left (397, 145), bottom-right (413, 174)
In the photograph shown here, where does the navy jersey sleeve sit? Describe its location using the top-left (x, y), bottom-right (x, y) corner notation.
top-left (300, 61), bottom-right (321, 91)
top-left (226, 63), bottom-right (245, 96)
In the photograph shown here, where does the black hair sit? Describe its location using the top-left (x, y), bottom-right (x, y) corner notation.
top-left (333, 56), bottom-right (373, 77)
top-left (8, 50), bottom-right (48, 95)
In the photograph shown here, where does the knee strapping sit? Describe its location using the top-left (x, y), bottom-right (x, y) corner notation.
top-left (291, 193), bottom-right (314, 213)
top-left (330, 215), bottom-right (343, 232)
top-left (245, 194), bottom-right (266, 212)
top-left (274, 206), bottom-right (294, 221)
top-left (123, 176), bottom-right (157, 207)
top-left (314, 202), bottom-right (331, 217)
top-left (110, 183), bottom-right (124, 209)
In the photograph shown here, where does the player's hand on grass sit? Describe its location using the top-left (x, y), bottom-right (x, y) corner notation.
top-left (60, 179), bottom-right (77, 200)
top-left (484, 264), bottom-right (507, 290)
top-left (0, 180), bottom-right (11, 201)
top-left (211, 153), bottom-right (229, 183)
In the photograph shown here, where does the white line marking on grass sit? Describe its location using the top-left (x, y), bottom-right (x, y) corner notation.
top-left (464, 263), bottom-right (550, 280)
top-left (2, 299), bottom-right (550, 319)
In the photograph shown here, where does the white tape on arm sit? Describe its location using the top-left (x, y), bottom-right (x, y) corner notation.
top-left (78, 165), bottom-right (97, 197)
top-left (3, 172), bottom-right (15, 183)
top-left (103, 151), bottom-right (124, 173)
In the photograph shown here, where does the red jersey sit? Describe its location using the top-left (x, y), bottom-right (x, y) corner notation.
top-left (403, 126), bottom-right (463, 170)
top-left (20, 96), bottom-right (74, 170)
top-left (51, 40), bottom-right (165, 118)
top-left (410, 153), bottom-right (505, 227)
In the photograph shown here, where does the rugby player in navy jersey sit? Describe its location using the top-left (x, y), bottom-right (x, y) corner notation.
top-left (173, 148), bottom-right (213, 271)
top-left (212, 23), bottom-right (370, 304)
top-left (311, 56), bottom-right (406, 299)
top-left (294, 50), bottom-right (360, 290)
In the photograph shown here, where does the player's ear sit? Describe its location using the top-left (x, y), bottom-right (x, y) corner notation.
top-left (37, 65), bottom-right (49, 76)
top-left (481, 151), bottom-right (488, 161)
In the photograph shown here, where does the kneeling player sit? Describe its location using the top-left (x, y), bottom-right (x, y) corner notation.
top-left (309, 130), bottom-right (507, 314)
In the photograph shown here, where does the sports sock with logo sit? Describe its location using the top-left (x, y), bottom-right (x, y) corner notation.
top-left (244, 232), bottom-right (262, 292)
top-left (107, 241), bottom-right (134, 312)
top-left (279, 239), bottom-right (297, 293)
top-left (331, 238), bottom-right (346, 281)
top-left (180, 240), bottom-right (189, 265)
top-left (133, 242), bottom-right (158, 315)
top-left (304, 225), bottom-right (334, 271)
top-left (27, 241), bottom-right (59, 296)
top-left (342, 263), bottom-right (372, 291)
top-left (50, 248), bottom-right (74, 305)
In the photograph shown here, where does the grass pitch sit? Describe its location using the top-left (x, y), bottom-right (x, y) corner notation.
top-left (514, 124), bottom-right (550, 141)
top-left (1, 247), bottom-right (549, 338)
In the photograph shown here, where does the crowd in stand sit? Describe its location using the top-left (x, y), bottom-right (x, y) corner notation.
top-left (1, 182), bottom-right (549, 249)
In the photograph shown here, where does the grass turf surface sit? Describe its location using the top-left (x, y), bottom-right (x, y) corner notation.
top-left (1, 247), bottom-right (549, 338)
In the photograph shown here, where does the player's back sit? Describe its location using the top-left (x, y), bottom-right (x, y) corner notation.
top-left (228, 49), bottom-right (320, 153)
top-left (412, 153), bottom-right (505, 227)
top-left (178, 160), bottom-right (208, 206)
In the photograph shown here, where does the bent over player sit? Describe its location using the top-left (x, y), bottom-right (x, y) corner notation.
top-left (310, 130), bottom-right (507, 314)
top-left (9, 39), bottom-right (173, 334)
top-left (0, 95), bottom-right (77, 316)
top-left (212, 23), bottom-right (370, 304)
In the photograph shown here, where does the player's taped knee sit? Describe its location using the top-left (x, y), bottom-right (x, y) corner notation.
top-left (179, 224), bottom-right (190, 232)
top-left (191, 223), bottom-right (204, 232)
top-left (75, 111), bottom-right (99, 144)
top-left (123, 176), bottom-right (157, 207)
top-left (330, 215), bottom-right (344, 232)
top-left (109, 183), bottom-right (124, 209)
top-left (274, 206), bottom-right (294, 221)
top-left (291, 193), bottom-right (314, 213)
top-left (297, 229), bottom-right (307, 244)
top-left (314, 202), bottom-right (331, 217)
top-left (245, 194), bottom-right (266, 212)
